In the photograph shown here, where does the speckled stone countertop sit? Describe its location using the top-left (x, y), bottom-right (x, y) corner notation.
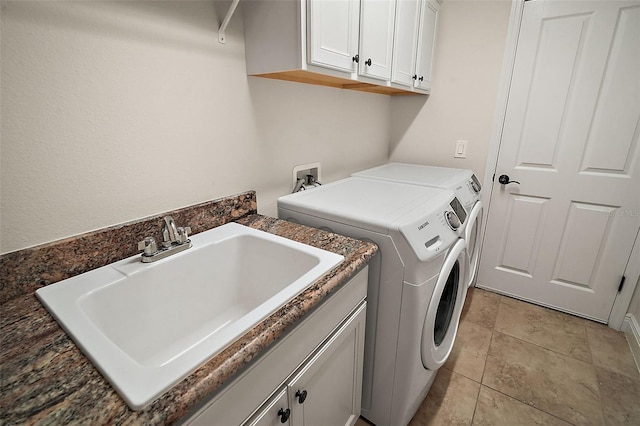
top-left (0, 212), bottom-right (377, 424)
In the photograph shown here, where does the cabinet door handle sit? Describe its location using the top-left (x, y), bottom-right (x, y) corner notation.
top-left (277, 408), bottom-right (290, 423)
top-left (365, 58), bottom-right (372, 66)
top-left (352, 54), bottom-right (359, 63)
top-left (412, 74), bottom-right (417, 80)
top-left (295, 389), bottom-right (308, 404)
top-left (419, 76), bottom-right (424, 81)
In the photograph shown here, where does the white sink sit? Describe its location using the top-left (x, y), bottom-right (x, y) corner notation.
top-left (36, 222), bottom-right (343, 410)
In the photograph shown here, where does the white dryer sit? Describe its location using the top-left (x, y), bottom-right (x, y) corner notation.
top-left (353, 163), bottom-right (483, 288)
top-left (278, 177), bottom-right (468, 426)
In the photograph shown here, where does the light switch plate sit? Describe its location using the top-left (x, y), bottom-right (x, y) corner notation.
top-left (454, 140), bottom-right (467, 158)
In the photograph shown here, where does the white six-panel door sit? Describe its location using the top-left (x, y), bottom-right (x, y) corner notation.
top-left (478, 0), bottom-right (640, 321)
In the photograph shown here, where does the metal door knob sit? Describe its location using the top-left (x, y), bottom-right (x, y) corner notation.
top-left (278, 408), bottom-right (290, 423)
top-left (295, 389), bottom-right (308, 404)
top-left (365, 58), bottom-right (372, 66)
top-left (498, 174), bottom-right (520, 185)
top-left (352, 54), bottom-right (359, 63)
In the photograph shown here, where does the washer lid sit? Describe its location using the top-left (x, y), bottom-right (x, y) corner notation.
top-left (278, 177), bottom-right (453, 233)
top-left (353, 163), bottom-right (471, 188)
top-left (353, 163), bottom-right (480, 211)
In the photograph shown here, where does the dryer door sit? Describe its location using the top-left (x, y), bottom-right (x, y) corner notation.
top-left (465, 200), bottom-right (483, 288)
top-left (421, 239), bottom-right (467, 370)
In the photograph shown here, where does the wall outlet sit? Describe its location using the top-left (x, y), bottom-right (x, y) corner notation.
top-left (292, 163), bottom-right (321, 189)
top-left (454, 140), bottom-right (467, 158)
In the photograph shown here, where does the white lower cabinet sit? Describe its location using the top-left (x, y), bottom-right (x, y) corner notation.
top-left (250, 304), bottom-right (366, 426)
top-left (246, 389), bottom-right (290, 426)
top-left (181, 267), bottom-right (368, 426)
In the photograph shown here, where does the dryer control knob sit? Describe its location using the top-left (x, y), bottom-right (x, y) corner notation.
top-left (445, 211), bottom-right (461, 230)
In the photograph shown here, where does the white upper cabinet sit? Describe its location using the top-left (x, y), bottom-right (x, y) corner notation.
top-left (391, 0), bottom-right (421, 86)
top-left (358, 0), bottom-right (397, 81)
top-left (243, 0), bottom-right (441, 95)
top-left (414, 0), bottom-right (439, 91)
top-left (391, 0), bottom-right (439, 92)
top-left (308, 0), bottom-right (360, 73)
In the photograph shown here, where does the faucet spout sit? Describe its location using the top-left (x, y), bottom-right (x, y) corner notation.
top-left (162, 216), bottom-right (179, 245)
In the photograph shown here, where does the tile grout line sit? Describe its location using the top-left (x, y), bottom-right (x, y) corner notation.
top-left (480, 383), bottom-right (580, 426)
top-left (582, 319), bottom-right (607, 424)
top-left (479, 294), bottom-right (576, 424)
top-left (494, 325), bottom-right (596, 367)
top-left (468, 289), bottom-right (503, 425)
top-left (463, 290), bottom-right (638, 425)
top-left (487, 316), bottom-right (604, 425)
top-left (469, 328), bottom-right (496, 425)
top-left (491, 328), bottom-right (602, 381)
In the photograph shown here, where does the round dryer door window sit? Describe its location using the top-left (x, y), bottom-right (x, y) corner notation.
top-left (421, 239), bottom-right (467, 370)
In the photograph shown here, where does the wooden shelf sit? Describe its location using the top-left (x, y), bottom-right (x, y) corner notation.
top-left (252, 70), bottom-right (422, 96)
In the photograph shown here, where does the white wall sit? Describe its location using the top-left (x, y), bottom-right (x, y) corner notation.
top-left (0, 1), bottom-right (390, 254)
top-left (389, 0), bottom-right (511, 181)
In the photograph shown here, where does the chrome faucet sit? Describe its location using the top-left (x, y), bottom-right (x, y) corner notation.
top-left (162, 216), bottom-right (179, 247)
top-left (138, 215), bottom-right (192, 262)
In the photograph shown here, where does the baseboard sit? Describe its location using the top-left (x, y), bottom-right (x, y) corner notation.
top-left (622, 314), bottom-right (640, 373)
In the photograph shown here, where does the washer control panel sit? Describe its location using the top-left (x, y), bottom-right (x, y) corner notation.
top-left (399, 197), bottom-right (465, 261)
top-left (469, 174), bottom-right (482, 193)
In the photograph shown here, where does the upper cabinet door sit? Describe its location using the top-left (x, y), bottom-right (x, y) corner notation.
top-left (391, 0), bottom-right (421, 86)
top-left (414, 0), bottom-right (438, 91)
top-left (359, 0), bottom-right (397, 81)
top-left (308, 0), bottom-right (360, 73)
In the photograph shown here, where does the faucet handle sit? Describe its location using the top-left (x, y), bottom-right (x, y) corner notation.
top-left (161, 228), bottom-right (172, 248)
top-left (138, 237), bottom-right (158, 256)
top-left (176, 226), bottom-right (191, 244)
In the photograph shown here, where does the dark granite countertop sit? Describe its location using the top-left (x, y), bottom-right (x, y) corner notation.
top-left (0, 214), bottom-right (377, 425)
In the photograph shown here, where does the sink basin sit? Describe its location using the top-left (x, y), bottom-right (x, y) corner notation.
top-left (36, 222), bottom-right (344, 410)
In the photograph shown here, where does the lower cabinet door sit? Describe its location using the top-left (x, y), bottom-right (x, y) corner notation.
top-left (246, 388), bottom-right (291, 426)
top-left (288, 303), bottom-right (366, 426)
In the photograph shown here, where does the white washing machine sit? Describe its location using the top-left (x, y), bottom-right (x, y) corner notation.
top-left (353, 163), bottom-right (483, 288)
top-left (278, 177), bottom-right (468, 426)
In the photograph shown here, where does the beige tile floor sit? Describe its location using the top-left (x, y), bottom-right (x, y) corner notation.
top-left (357, 288), bottom-right (640, 426)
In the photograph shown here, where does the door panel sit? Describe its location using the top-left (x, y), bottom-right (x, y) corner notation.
top-left (308, 0), bottom-right (360, 73)
top-left (288, 304), bottom-right (365, 426)
top-left (246, 388), bottom-right (290, 426)
top-left (478, 0), bottom-right (640, 321)
top-left (392, 0), bottom-right (421, 86)
top-left (551, 202), bottom-right (618, 288)
top-left (581, 6), bottom-right (640, 175)
top-left (498, 194), bottom-right (549, 276)
top-left (359, 0), bottom-right (396, 80)
top-left (515, 12), bottom-right (589, 170)
top-left (414, 0), bottom-right (438, 90)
